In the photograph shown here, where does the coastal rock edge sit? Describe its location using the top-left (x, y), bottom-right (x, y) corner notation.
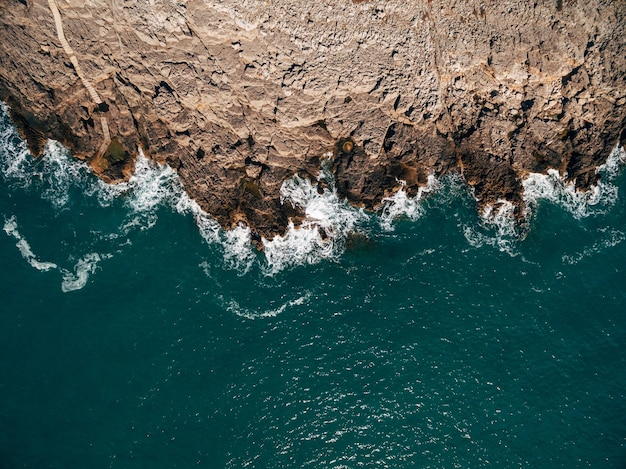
top-left (1, 0), bottom-right (624, 240)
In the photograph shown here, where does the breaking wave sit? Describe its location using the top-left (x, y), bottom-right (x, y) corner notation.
top-left (2, 102), bottom-right (625, 279)
top-left (0, 104), bottom-right (32, 184)
top-left (263, 172), bottom-right (369, 274)
top-left (264, 169), bottom-right (447, 274)
top-left (379, 175), bottom-right (441, 230)
top-left (116, 152), bottom-right (181, 232)
top-left (0, 104), bottom-right (117, 209)
top-left (462, 200), bottom-right (521, 257)
top-left (522, 145), bottom-right (626, 219)
top-left (463, 144), bottom-right (625, 257)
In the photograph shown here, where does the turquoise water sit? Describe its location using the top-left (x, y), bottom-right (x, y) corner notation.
top-left (1, 105), bottom-right (625, 468)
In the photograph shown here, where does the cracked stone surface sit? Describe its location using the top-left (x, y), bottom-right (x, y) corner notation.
top-left (1, 0), bottom-right (624, 241)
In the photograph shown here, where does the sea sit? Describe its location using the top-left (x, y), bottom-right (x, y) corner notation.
top-left (1, 102), bottom-right (625, 468)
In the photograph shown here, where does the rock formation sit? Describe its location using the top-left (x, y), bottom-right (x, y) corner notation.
top-left (1, 0), bottom-right (624, 241)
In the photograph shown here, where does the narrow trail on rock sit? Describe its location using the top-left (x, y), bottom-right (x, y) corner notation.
top-left (47, 0), bottom-right (111, 158)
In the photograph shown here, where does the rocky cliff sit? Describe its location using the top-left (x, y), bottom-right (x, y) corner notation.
top-left (1, 0), bottom-right (625, 242)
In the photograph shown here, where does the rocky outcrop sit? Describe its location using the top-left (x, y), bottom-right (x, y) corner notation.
top-left (1, 0), bottom-right (624, 241)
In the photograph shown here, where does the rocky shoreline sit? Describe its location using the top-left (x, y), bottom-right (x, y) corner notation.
top-left (1, 0), bottom-right (624, 242)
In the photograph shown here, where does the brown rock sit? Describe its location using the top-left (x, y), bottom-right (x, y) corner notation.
top-left (0, 0), bottom-right (624, 241)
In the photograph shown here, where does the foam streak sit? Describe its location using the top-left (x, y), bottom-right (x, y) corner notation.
top-left (61, 253), bottom-right (105, 292)
top-left (3, 216), bottom-right (58, 272)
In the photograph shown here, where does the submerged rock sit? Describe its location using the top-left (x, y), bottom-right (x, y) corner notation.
top-left (0, 0), bottom-right (624, 239)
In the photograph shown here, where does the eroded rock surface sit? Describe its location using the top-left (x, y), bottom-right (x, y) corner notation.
top-left (1, 0), bottom-right (624, 240)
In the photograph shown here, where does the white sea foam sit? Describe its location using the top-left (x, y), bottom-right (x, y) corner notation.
top-left (522, 169), bottom-right (607, 218)
top-left (0, 104), bottom-right (121, 208)
top-left (126, 152), bottom-right (179, 213)
top-left (124, 152), bottom-right (258, 272)
top-left (0, 103), bottom-right (33, 185)
top-left (175, 192), bottom-right (222, 244)
top-left (463, 200), bottom-right (520, 256)
top-left (522, 144), bottom-right (625, 219)
top-left (222, 224), bottom-right (256, 273)
top-left (39, 140), bottom-right (97, 208)
top-left (464, 144), bottom-right (625, 256)
top-left (2, 216), bottom-right (58, 271)
top-left (223, 292), bottom-right (311, 319)
top-left (2, 215), bottom-right (111, 291)
top-left (35, 139), bottom-right (125, 210)
top-left (109, 151), bottom-right (180, 232)
top-left (561, 228), bottom-right (625, 265)
top-left (0, 117), bottom-right (258, 272)
top-left (597, 144), bottom-right (626, 179)
top-left (84, 175), bottom-right (128, 208)
top-left (379, 175), bottom-right (441, 231)
top-left (173, 179), bottom-right (256, 273)
top-left (0, 105), bottom-right (262, 274)
top-left (7, 99), bottom-right (622, 274)
top-left (263, 221), bottom-right (334, 273)
top-left (60, 252), bottom-right (107, 292)
top-left (481, 200), bottom-right (519, 239)
top-left (263, 174), bottom-right (368, 274)
top-left (116, 152), bottom-right (205, 235)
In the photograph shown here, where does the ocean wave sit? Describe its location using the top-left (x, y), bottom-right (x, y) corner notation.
top-left (522, 144), bottom-right (625, 219)
top-left (463, 144), bottom-right (625, 256)
top-left (124, 152), bottom-right (257, 273)
top-left (0, 103), bottom-right (33, 185)
top-left (125, 152), bottom-right (179, 213)
top-left (0, 103), bottom-right (120, 209)
top-left (113, 151), bottom-right (179, 232)
top-left (597, 144), bottom-right (626, 179)
top-left (3, 101), bottom-right (625, 274)
top-left (221, 224), bottom-right (256, 273)
top-left (379, 175), bottom-right (441, 231)
top-left (263, 173), bottom-right (369, 274)
top-left (463, 200), bottom-right (521, 256)
top-left (39, 140), bottom-right (98, 209)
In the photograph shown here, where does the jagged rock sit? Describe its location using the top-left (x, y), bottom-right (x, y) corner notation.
top-left (1, 0), bottom-right (624, 241)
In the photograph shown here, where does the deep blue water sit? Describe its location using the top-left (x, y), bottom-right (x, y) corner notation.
top-left (1, 105), bottom-right (625, 468)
